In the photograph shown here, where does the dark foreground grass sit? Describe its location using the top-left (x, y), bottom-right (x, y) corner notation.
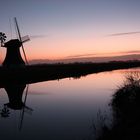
top-left (95, 72), bottom-right (140, 140)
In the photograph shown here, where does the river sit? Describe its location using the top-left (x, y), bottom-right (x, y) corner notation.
top-left (0, 68), bottom-right (139, 140)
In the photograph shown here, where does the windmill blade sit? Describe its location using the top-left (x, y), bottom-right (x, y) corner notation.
top-left (14, 17), bottom-right (28, 64)
top-left (21, 35), bottom-right (30, 43)
top-left (108, 31), bottom-right (140, 36)
top-left (30, 34), bottom-right (47, 39)
top-left (18, 84), bottom-right (30, 130)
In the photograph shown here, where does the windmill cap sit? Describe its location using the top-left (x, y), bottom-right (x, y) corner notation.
top-left (3, 39), bottom-right (22, 48)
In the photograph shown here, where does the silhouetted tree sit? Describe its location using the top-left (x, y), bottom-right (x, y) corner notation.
top-left (0, 32), bottom-right (6, 47)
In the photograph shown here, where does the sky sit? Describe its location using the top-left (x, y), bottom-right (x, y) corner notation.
top-left (0, 0), bottom-right (140, 61)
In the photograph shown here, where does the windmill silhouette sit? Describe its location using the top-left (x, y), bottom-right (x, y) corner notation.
top-left (0, 17), bottom-right (29, 67)
top-left (0, 84), bottom-right (33, 130)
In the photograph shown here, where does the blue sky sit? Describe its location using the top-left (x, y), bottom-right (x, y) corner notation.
top-left (1, 0), bottom-right (140, 34)
top-left (0, 0), bottom-right (140, 60)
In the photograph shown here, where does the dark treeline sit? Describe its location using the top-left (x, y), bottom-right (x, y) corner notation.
top-left (0, 60), bottom-right (140, 87)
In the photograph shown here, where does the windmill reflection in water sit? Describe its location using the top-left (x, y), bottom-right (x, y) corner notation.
top-left (0, 84), bottom-right (33, 131)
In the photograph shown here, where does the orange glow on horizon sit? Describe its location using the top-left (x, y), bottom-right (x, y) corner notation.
top-left (23, 34), bottom-right (140, 60)
top-left (0, 34), bottom-right (140, 63)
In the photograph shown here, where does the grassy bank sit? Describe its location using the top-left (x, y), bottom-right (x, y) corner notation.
top-left (0, 60), bottom-right (140, 87)
top-left (94, 72), bottom-right (140, 140)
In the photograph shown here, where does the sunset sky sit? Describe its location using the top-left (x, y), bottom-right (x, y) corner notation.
top-left (0, 0), bottom-right (140, 61)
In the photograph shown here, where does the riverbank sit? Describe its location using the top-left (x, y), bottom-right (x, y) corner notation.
top-left (0, 60), bottom-right (140, 87)
top-left (95, 72), bottom-right (140, 140)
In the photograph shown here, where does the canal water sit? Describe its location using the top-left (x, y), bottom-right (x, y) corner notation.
top-left (0, 68), bottom-right (139, 140)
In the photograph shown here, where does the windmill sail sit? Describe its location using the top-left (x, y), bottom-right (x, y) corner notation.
top-left (21, 35), bottom-right (30, 43)
top-left (14, 17), bottom-right (28, 64)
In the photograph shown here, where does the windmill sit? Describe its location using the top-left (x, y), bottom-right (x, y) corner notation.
top-left (0, 17), bottom-right (30, 67)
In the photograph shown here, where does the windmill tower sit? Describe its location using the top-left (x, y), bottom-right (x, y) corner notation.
top-left (0, 18), bottom-right (29, 67)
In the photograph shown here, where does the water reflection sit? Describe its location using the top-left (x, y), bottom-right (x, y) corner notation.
top-left (0, 68), bottom-right (139, 140)
top-left (0, 84), bottom-right (33, 131)
top-left (4, 84), bottom-right (26, 110)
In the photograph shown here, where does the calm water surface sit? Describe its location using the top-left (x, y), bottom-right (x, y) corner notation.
top-left (0, 68), bottom-right (139, 140)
